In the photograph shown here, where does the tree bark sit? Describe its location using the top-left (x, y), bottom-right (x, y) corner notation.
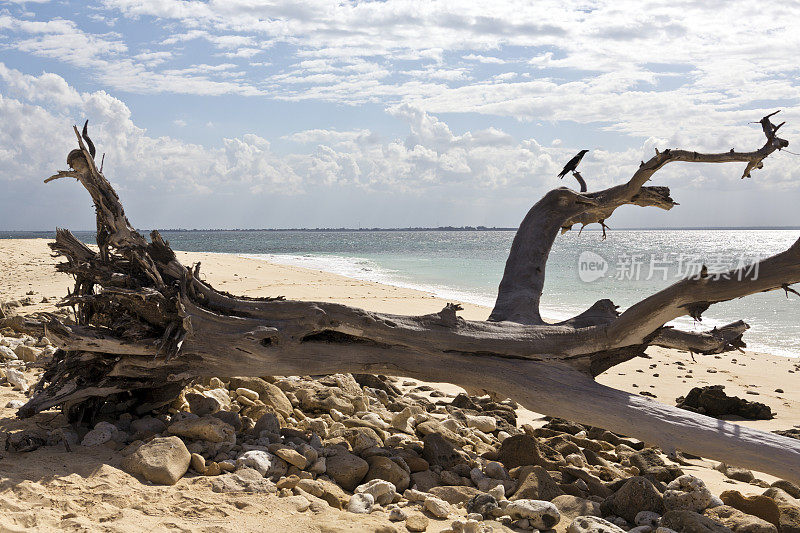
top-left (20, 116), bottom-right (800, 483)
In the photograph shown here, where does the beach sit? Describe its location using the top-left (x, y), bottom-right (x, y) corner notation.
top-left (1, 238), bottom-right (799, 531)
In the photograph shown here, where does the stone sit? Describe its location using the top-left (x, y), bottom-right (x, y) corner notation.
top-left (253, 412), bottom-right (281, 436)
top-left (236, 450), bottom-right (287, 478)
top-left (325, 448), bottom-right (369, 491)
top-left (771, 480), bottom-right (800, 499)
top-left (422, 432), bottom-right (464, 469)
top-left (5, 399), bottom-right (23, 409)
top-left (467, 493), bottom-right (499, 518)
top-left (130, 416), bottom-right (167, 439)
top-left (391, 407), bottom-right (416, 433)
top-left (636, 511), bottom-right (662, 528)
top-left (568, 516), bottom-right (627, 533)
top-left (120, 436), bottom-right (191, 485)
top-left (210, 467), bottom-right (277, 493)
top-left (603, 476), bottom-right (664, 523)
top-left (466, 415), bottom-right (497, 433)
top-left (285, 494), bottom-right (310, 512)
top-left (13, 344), bottom-right (41, 362)
top-left (676, 386), bottom-right (773, 420)
top-left (81, 421), bottom-right (118, 447)
top-left (5, 368), bottom-right (28, 392)
top-left (719, 492), bottom-right (781, 531)
top-left (497, 434), bottom-right (543, 469)
top-left (190, 453), bottom-right (207, 473)
top-left (274, 447), bottom-right (308, 469)
top-left (428, 485), bottom-right (482, 505)
top-left (388, 505), bottom-right (408, 521)
top-left (228, 377), bottom-right (293, 418)
top-left (411, 470), bottom-right (441, 492)
top-left (406, 513), bottom-right (430, 532)
top-left (235, 387), bottom-right (259, 402)
top-left (664, 476), bottom-right (713, 513)
top-left (715, 464), bottom-right (755, 483)
top-left (364, 456), bottom-right (410, 492)
top-left (661, 510), bottom-right (734, 533)
top-left (185, 392), bottom-right (223, 416)
top-left (630, 448), bottom-right (683, 483)
top-left (553, 495), bottom-right (603, 533)
top-left (168, 416), bottom-right (235, 443)
top-left (513, 465), bottom-right (566, 501)
top-left (424, 495), bottom-right (452, 518)
top-left (0, 345), bottom-right (17, 361)
top-left (348, 492), bottom-right (374, 514)
top-left (704, 506), bottom-right (778, 533)
top-left (505, 499), bottom-right (561, 529)
top-left (355, 479), bottom-right (398, 506)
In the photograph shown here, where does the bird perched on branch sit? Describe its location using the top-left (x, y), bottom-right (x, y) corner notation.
top-left (557, 149), bottom-right (589, 192)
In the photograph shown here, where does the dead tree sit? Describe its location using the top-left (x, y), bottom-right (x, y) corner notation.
top-left (18, 115), bottom-right (800, 482)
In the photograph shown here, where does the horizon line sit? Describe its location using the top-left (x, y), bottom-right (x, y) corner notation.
top-left (4, 225), bottom-right (800, 233)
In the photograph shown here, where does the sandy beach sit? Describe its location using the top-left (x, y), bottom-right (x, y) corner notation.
top-left (1, 238), bottom-right (799, 531)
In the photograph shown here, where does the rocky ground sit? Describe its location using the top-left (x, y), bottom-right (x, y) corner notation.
top-left (3, 320), bottom-right (800, 533)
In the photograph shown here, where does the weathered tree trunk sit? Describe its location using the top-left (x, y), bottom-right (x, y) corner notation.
top-left (20, 117), bottom-right (800, 482)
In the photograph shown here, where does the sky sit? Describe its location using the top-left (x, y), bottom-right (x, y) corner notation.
top-left (0, 0), bottom-right (799, 230)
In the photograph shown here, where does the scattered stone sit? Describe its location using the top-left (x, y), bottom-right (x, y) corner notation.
top-left (715, 464), bottom-right (755, 483)
top-left (568, 516), bottom-right (627, 533)
top-left (497, 434), bottom-right (544, 469)
top-left (428, 485), bottom-right (482, 505)
top-left (422, 432), bottom-right (464, 469)
top-left (406, 513), bottom-right (430, 532)
top-left (661, 510), bottom-right (734, 533)
top-left (704, 505), bottom-right (778, 533)
top-left (5, 368), bottom-right (29, 392)
top-left (505, 499), bottom-right (561, 529)
top-left (664, 475), bottom-right (713, 513)
top-left (364, 455), bottom-right (411, 492)
top-left (236, 450), bottom-right (287, 479)
top-left (81, 421), bottom-right (118, 447)
top-left (355, 479), bottom-right (398, 506)
top-left (326, 448), bottom-right (369, 491)
top-left (347, 492), bottom-right (374, 514)
top-left (167, 416), bottom-right (235, 443)
top-left (602, 476), bottom-right (664, 523)
top-left (120, 436), bottom-right (191, 485)
top-left (719, 491), bottom-right (781, 531)
top-left (676, 386), bottom-right (773, 420)
top-left (424, 495), bottom-right (451, 518)
top-left (274, 447), bottom-right (308, 469)
top-left (467, 493), bottom-right (499, 518)
top-left (513, 465), bottom-right (565, 501)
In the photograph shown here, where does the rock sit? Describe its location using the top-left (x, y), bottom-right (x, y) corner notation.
top-left (121, 436), bottom-right (191, 485)
top-left (664, 475), bottom-right (713, 513)
top-left (325, 448), bottom-right (369, 491)
top-left (0, 345), bottom-right (17, 361)
top-left (5, 399), bottom-right (24, 409)
top-left (553, 495), bottom-right (603, 532)
top-left (715, 464), bottom-right (755, 483)
top-left (422, 432), bottom-right (464, 469)
top-left (497, 435), bottom-right (543, 469)
top-left (428, 485), bottom-right (482, 505)
top-left (229, 377), bottom-right (293, 418)
top-left (274, 447), bottom-right (308, 469)
top-left (772, 480), bottom-right (800, 499)
top-left (81, 421), bottom-right (118, 447)
top-left (636, 511), bottom-right (662, 528)
top-left (190, 453), bottom-right (206, 473)
top-left (704, 506), bottom-right (778, 533)
top-left (424, 495), bottom-right (452, 518)
top-left (348, 492), bottom-right (374, 514)
top-left (630, 448), bottom-right (684, 482)
top-left (411, 470), bottom-right (441, 492)
top-left (467, 493), bottom-right (499, 518)
top-left (185, 392), bottom-right (223, 416)
top-left (513, 465), bottom-right (566, 501)
top-left (13, 344), bottom-right (40, 362)
top-left (210, 467), bottom-right (277, 493)
top-left (355, 479), bottom-right (398, 506)
top-left (235, 387), bottom-right (259, 402)
top-left (313, 478), bottom-right (350, 509)
top-left (505, 499), bottom-right (561, 529)
top-left (364, 455), bottom-right (410, 492)
top-left (130, 416), bottom-right (167, 439)
top-left (168, 416), bottom-right (235, 443)
top-left (466, 414), bottom-right (497, 433)
top-left (568, 516), bottom-right (627, 533)
top-left (388, 505), bottom-right (408, 521)
top-left (662, 510), bottom-right (734, 533)
top-left (296, 386), bottom-right (354, 416)
top-left (391, 407), bottom-right (416, 433)
top-left (253, 412), bottom-right (281, 436)
top-left (676, 386), bottom-right (773, 420)
top-left (719, 492), bottom-right (781, 531)
top-left (236, 450), bottom-right (287, 478)
top-left (775, 502), bottom-right (800, 533)
top-left (603, 476), bottom-right (664, 523)
top-left (5, 368), bottom-right (28, 392)
top-left (406, 513), bottom-right (430, 532)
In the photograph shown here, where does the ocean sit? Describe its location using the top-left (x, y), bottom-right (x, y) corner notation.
top-left (4, 228), bottom-right (799, 358)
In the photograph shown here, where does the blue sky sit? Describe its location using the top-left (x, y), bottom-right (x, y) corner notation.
top-left (1, 0), bottom-right (799, 230)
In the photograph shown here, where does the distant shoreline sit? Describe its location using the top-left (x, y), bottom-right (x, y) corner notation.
top-left (3, 226), bottom-right (800, 235)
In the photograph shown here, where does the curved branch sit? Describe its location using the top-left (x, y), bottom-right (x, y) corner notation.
top-left (490, 112), bottom-right (788, 324)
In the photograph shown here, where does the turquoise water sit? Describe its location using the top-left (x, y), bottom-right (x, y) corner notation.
top-left (4, 229), bottom-right (799, 357)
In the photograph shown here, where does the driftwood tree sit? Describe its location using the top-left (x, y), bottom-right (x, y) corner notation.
top-left (18, 115), bottom-right (800, 482)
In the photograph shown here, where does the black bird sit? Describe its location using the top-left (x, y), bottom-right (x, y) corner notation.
top-left (557, 149), bottom-right (588, 179)
top-left (81, 119), bottom-right (96, 159)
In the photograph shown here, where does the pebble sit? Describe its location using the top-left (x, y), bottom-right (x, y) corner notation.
top-left (424, 495), bottom-right (451, 518)
top-left (505, 499), bottom-right (561, 529)
top-left (406, 514), bottom-right (430, 532)
top-left (347, 492), bottom-right (374, 514)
